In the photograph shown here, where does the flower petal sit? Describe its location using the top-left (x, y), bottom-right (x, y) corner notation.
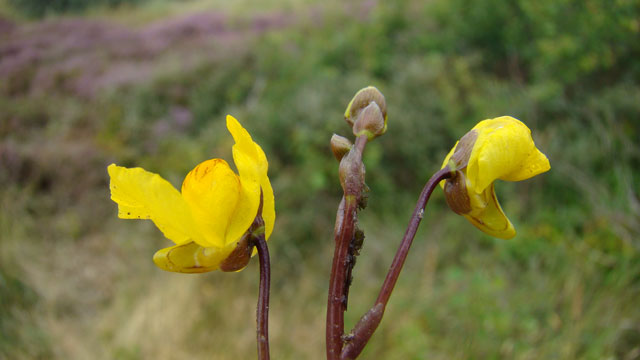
top-left (181, 159), bottom-right (241, 247)
top-left (251, 139), bottom-right (276, 239)
top-left (225, 179), bottom-right (260, 246)
top-left (153, 241), bottom-right (228, 273)
top-left (464, 183), bottom-right (516, 239)
top-left (259, 165), bottom-right (276, 240)
top-left (227, 115), bottom-right (264, 178)
top-left (224, 115), bottom-right (266, 245)
top-left (108, 164), bottom-right (197, 245)
top-left (502, 147), bottom-right (551, 182)
top-left (467, 116), bottom-right (538, 193)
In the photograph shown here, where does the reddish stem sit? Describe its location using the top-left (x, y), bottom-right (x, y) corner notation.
top-left (326, 196), bottom-right (358, 360)
top-left (254, 233), bottom-right (271, 360)
top-left (340, 167), bottom-right (452, 359)
top-left (327, 136), bottom-right (367, 360)
top-left (375, 167), bottom-right (451, 306)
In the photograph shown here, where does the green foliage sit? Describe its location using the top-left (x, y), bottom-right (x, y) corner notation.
top-left (431, 0), bottom-right (640, 87)
top-left (0, 270), bottom-right (52, 358)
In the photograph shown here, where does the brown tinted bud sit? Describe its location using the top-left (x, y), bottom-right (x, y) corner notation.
top-left (444, 171), bottom-right (472, 215)
top-left (330, 134), bottom-right (353, 161)
top-left (353, 102), bottom-right (385, 140)
top-left (339, 148), bottom-right (365, 195)
top-left (344, 86), bottom-right (387, 128)
top-left (219, 232), bottom-right (253, 272)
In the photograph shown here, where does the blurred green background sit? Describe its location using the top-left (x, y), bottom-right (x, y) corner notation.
top-left (1, 0), bottom-right (639, 358)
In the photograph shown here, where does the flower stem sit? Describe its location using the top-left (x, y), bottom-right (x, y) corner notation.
top-left (254, 233), bottom-right (271, 360)
top-left (340, 168), bottom-right (453, 359)
top-left (327, 195), bottom-right (358, 359)
top-left (327, 136), bottom-right (368, 360)
top-left (375, 167), bottom-right (452, 306)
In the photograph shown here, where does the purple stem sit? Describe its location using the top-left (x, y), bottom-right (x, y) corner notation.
top-left (341, 167), bottom-right (453, 359)
top-left (327, 136), bottom-right (368, 360)
top-left (254, 233), bottom-right (271, 360)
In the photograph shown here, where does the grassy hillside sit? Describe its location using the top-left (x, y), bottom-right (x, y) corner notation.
top-left (1, 0), bottom-right (639, 358)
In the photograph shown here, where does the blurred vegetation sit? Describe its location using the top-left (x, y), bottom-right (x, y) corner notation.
top-left (8, 0), bottom-right (145, 18)
top-left (1, 0), bottom-right (639, 359)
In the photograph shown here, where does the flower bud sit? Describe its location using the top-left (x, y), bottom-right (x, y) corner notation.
top-left (330, 134), bottom-right (353, 161)
top-left (344, 86), bottom-right (387, 129)
top-left (352, 102), bottom-right (386, 140)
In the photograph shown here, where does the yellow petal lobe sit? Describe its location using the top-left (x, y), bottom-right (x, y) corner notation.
top-left (502, 147), bottom-right (551, 182)
top-left (252, 140), bottom-right (276, 239)
top-left (225, 179), bottom-right (260, 246)
top-left (153, 242), bottom-right (229, 273)
top-left (227, 115), bottom-right (263, 177)
top-left (260, 167), bottom-right (276, 239)
top-left (107, 164), bottom-right (197, 245)
top-left (225, 115), bottom-right (276, 243)
top-left (464, 184), bottom-right (516, 239)
top-left (181, 159), bottom-right (240, 247)
top-left (466, 116), bottom-right (545, 193)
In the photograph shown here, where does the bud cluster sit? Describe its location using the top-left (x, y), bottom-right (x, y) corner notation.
top-left (333, 86), bottom-right (388, 195)
top-left (344, 86), bottom-right (387, 140)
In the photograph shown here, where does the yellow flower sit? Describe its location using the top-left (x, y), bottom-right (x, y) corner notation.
top-left (108, 115), bottom-right (275, 273)
top-left (440, 116), bottom-right (550, 239)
